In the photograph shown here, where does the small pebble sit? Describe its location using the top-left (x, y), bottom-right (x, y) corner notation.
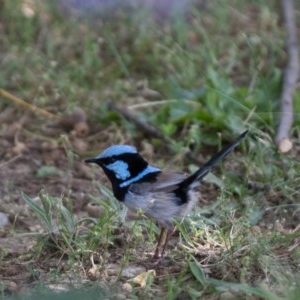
top-left (122, 282), bottom-right (133, 293)
top-left (86, 203), bottom-right (104, 218)
top-left (2, 280), bottom-right (18, 293)
top-left (88, 266), bottom-right (101, 281)
top-left (0, 212), bottom-right (9, 228)
top-left (278, 138), bottom-right (292, 153)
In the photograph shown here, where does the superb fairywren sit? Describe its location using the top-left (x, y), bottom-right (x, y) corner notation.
top-left (85, 130), bottom-right (248, 258)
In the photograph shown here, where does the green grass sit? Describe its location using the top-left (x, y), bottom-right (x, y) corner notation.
top-left (1, 0), bottom-right (300, 299)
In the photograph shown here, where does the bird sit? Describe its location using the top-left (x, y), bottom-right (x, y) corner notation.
top-left (85, 130), bottom-right (248, 258)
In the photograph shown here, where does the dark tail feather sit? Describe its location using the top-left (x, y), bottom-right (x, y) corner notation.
top-left (179, 130), bottom-right (248, 188)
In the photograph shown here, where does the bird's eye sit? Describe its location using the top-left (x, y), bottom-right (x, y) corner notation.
top-left (102, 156), bottom-right (119, 165)
top-left (110, 157), bottom-right (117, 163)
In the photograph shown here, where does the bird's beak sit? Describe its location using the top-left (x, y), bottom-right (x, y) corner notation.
top-left (84, 157), bottom-right (97, 164)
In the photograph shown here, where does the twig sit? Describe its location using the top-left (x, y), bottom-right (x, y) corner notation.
top-left (0, 89), bottom-right (61, 120)
top-left (108, 102), bottom-right (169, 142)
top-left (0, 154), bottom-right (22, 168)
top-left (276, 0), bottom-right (299, 152)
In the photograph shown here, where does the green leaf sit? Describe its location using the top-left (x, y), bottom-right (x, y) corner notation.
top-left (36, 166), bottom-right (64, 178)
top-left (22, 192), bottom-right (53, 232)
top-left (248, 207), bottom-right (264, 226)
top-left (189, 256), bottom-right (275, 298)
top-left (208, 278), bottom-right (270, 298)
top-left (57, 202), bottom-right (76, 233)
top-left (189, 257), bottom-right (208, 287)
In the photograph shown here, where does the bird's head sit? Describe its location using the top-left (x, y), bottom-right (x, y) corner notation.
top-left (85, 145), bottom-right (161, 199)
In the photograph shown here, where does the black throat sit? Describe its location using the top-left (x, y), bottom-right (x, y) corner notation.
top-left (112, 184), bottom-right (129, 202)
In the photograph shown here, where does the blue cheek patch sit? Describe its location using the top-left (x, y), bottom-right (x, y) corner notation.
top-left (106, 160), bottom-right (131, 180)
top-left (120, 165), bottom-right (161, 187)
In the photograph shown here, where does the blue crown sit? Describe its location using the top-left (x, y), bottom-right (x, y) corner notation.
top-left (95, 145), bottom-right (137, 159)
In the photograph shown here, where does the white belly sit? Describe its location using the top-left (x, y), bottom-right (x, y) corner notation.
top-left (123, 189), bottom-right (199, 228)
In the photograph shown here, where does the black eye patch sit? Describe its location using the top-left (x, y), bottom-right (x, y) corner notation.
top-left (100, 152), bottom-right (148, 179)
top-left (101, 156), bottom-right (117, 165)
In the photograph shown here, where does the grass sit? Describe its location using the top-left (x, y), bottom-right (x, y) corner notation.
top-left (1, 0), bottom-right (300, 299)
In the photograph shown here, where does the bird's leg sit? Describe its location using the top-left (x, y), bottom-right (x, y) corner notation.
top-left (153, 226), bottom-right (175, 259)
top-left (160, 227), bottom-right (175, 259)
top-left (153, 227), bottom-right (166, 259)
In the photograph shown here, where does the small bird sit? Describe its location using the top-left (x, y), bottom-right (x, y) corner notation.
top-left (85, 130), bottom-right (248, 258)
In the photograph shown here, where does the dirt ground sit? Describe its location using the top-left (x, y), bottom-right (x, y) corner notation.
top-left (0, 106), bottom-right (101, 293)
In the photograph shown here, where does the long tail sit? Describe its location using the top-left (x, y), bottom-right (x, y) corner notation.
top-left (178, 130), bottom-right (248, 189)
